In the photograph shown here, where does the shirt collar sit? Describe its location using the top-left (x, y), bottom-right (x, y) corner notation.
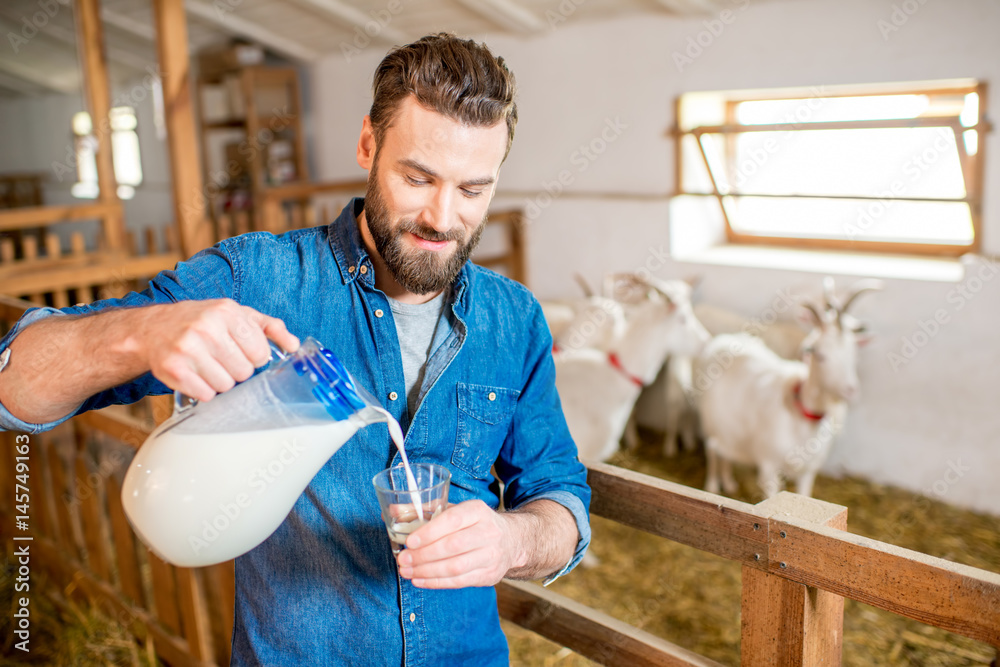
top-left (329, 197), bottom-right (371, 285)
top-left (327, 197), bottom-right (473, 313)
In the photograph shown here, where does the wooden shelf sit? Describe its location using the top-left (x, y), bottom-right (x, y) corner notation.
top-left (195, 65), bottom-right (308, 230)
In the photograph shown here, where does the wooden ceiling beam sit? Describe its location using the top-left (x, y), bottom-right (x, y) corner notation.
top-left (286, 0), bottom-right (413, 44)
top-left (456, 0), bottom-right (546, 33)
top-left (184, 0), bottom-right (319, 62)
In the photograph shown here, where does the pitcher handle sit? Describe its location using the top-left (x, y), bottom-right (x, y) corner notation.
top-left (173, 340), bottom-right (289, 416)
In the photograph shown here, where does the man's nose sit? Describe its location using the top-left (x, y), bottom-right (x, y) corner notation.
top-left (421, 188), bottom-right (456, 232)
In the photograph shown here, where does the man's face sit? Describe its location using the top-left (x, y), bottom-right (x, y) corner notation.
top-left (360, 96), bottom-right (509, 295)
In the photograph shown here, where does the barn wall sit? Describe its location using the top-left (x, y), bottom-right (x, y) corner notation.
top-left (313, 0), bottom-right (1000, 515)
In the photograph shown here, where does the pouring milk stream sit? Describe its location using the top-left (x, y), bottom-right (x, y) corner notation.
top-left (121, 337), bottom-right (423, 567)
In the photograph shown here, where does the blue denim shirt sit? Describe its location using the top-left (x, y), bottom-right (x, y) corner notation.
top-left (0, 198), bottom-right (591, 666)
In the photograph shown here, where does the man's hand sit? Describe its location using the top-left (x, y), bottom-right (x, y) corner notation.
top-left (397, 500), bottom-right (520, 589)
top-left (0, 298), bottom-right (299, 425)
top-left (396, 498), bottom-right (577, 589)
top-left (130, 299), bottom-right (300, 402)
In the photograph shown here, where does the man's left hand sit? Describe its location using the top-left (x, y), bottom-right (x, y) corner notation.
top-left (397, 500), bottom-right (523, 589)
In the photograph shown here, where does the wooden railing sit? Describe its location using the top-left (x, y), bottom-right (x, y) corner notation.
top-left (3, 297), bottom-right (997, 666)
top-left (0, 201), bottom-right (181, 307)
top-left (252, 179), bottom-right (367, 235)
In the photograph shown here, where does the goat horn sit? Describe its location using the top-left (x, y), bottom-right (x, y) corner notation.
top-left (839, 279), bottom-right (884, 315)
top-left (573, 273), bottom-right (595, 298)
top-left (802, 301), bottom-right (826, 327)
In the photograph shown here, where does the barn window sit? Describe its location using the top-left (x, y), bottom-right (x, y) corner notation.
top-left (673, 80), bottom-right (988, 257)
top-left (71, 107), bottom-right (143, 200)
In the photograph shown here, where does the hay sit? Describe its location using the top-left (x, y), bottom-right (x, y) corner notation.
top-left (507, 431), bottom-right (1000, 666)
top-left (2, 428), bottom-right (995, 666)
top-left (0, 556), bottom-right (158, 667)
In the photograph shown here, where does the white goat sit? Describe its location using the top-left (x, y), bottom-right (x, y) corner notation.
top-left (542, 274), bottom-right (625, 350)
top-left (694, 279), bottom-right (880, 498)
top-left (660, 303), bottom-right (810, 458)
top-left (556, 275), bottom-right (711, 463)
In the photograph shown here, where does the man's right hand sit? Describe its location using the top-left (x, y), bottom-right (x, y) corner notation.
top-left (132, 299), bottom-right (300, 402)
top-left (0, 299), bottom-right (299, 425)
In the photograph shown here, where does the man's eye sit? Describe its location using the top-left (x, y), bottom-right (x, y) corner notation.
top-left (405, 176), bottom-right (428, 186)
top-left (461, 188), bottom-right (483, 198)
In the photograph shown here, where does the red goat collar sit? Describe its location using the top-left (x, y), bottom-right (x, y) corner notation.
top-left (793, 382), bottom-right (825, 421)
top-left (608, 352), bottom-right (645, 387)
top-left (552, 344), bottom-right (645, 388)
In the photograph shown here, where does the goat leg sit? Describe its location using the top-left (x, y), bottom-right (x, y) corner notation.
top-left (623, 410), bottom-right (640, 451)
top-left (720, 458), bottom-right (738, 495)
top-left (704, 441), bottom-right (722, 495)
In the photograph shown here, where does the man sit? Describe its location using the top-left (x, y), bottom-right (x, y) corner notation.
top-left (0, 34), bottom-right (590, 665)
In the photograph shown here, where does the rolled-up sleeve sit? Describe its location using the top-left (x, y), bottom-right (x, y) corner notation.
top-left (495, 303), bottom-right (591, 584)
top-left (0, 242), bottom-right (239, 433)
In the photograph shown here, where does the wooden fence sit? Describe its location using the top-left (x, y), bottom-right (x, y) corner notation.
top-left (1, 307), bottom-right (997, 665)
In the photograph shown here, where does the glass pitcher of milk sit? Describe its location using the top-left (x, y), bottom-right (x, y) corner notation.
top-left (122, 337), bottom-right (389, 567)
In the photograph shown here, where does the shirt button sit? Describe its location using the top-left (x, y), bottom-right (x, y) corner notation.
top-left (409, 613), bottom-right (416, 622)
top-left (375, 309), bottom-right (384, 318)
top-left (389, 391), bottom-right (398, 401)
top-left (348, 266), bottom-right (355, 273)
top-left (488, 392), bottom-right (497, 401)
top-left (360, 265), bottom-right (368, 275)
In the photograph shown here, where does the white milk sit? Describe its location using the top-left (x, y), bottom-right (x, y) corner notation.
top-left (123, 406), bottom-right (417, 567)
top-left (372, 406), bottom-right (424, 521)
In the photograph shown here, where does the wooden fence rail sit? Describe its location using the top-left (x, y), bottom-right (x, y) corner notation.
top-left (2, 297), bottom-right (998, 666)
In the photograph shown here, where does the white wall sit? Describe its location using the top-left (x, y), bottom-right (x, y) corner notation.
top-left (0, 72), bottom-right (174, 253)
top-left (312, 0), bottom-right (1000, 515)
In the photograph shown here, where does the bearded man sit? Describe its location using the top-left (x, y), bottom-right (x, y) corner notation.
top-left (0, 33), bottom-right (590, 665)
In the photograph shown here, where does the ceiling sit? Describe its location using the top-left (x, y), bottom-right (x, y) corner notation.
top-left (0, 0), bottom-right (763, 99)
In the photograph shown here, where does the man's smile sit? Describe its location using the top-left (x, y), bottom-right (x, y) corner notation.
top-left (407, 231), bottom-right (455, 252)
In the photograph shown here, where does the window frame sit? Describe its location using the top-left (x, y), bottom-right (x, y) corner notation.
top-left (672, 81), bottom-right (990, 257)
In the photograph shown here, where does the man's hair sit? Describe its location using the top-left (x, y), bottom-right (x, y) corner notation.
top-left (369, 33), bottom-right (518, 160)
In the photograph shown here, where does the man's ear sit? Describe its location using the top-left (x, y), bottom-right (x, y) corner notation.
top-left (357, 116), bottom-right (376, 172)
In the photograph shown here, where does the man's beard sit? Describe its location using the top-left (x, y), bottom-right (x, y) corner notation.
top-left (364, 159), bottom-right (487, 295)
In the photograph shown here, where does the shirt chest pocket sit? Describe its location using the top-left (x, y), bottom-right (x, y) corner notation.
top-left (453, 382), bottom-right (520, 479)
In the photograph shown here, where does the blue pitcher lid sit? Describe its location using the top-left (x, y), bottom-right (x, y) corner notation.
top-left (291, 339), bottom-right (368, 420)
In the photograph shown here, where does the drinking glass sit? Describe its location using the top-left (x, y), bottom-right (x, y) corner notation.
top-left (372, 463), bottom-right (451, 555)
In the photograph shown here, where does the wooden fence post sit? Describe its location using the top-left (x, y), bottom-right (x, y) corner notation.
top-left (741, 492), bottom-right (848, 666)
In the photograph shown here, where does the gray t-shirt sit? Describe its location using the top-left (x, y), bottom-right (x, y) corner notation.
top-left (386, 289), bottom-right (450, 418)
